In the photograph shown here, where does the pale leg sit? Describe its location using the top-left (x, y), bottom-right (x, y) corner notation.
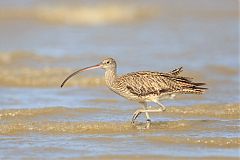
top-left (132, 109), bottom-right (165, 123)
top-left (131, 102), bottom-right (152, 129)
top-left (142, 102), bottom-right (151, 121)
top-left (152, 99), bottom-right (166, 111)
top-left (132, 102), bottom-right (150, 124)
top-left (131, 100), bottom-right (166, 125)
top-left (141, 102), bottom-right (151, 129)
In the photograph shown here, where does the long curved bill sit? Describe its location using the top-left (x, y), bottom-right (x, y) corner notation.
top-left (60, 64), bottom-right (101, 87)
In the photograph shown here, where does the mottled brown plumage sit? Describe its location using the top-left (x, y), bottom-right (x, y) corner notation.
top-left (61, 58), bottom-right (207, 128)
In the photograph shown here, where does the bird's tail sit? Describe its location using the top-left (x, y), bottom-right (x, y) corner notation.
top-left (181, 82), bottom-right (207, 94)
top-left (165, 67), bottom-right (207, 94)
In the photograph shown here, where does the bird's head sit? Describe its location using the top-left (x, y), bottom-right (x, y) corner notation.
top-left (60, 57), bottom-right (116, 87)
top-left (101, 58), bottom-right (116, 70)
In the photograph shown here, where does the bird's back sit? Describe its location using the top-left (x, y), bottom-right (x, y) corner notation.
top-left (110, 67), bottom-right (207, 102)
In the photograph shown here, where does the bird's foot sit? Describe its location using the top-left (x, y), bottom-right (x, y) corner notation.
top-left (158, 107), bottom-right (166, 112)
top-left (145, 119), bottom-right (151, 129)
top-left (132, 119), bottom-right (151, 129)
top-left (161, 106), bottom-right (166, 112)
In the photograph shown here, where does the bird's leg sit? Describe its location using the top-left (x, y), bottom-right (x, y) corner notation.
top-left (152, 100), bottom-right (166, 111)
top-left (132, 109), bottom-right (142, 124)
top-left (142, 102), bottom-right (151, 122)
top-left (131, 102), bottom-right (151, 129)
top-left (132, 109), bottom-right (165, 119)
top-left (132, 102), bottom-right (150, 124)
top-left (131, 101), bottom-right (166, 126)
top-left (132, 109), bottom-right (165, 129)
top-left (142, 102), bottom-right (151, 129)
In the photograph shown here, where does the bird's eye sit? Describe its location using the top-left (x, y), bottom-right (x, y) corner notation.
top-left (106, 61), bottom-right (110, 64)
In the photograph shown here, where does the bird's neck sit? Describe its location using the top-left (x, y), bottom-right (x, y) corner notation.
top-left (105, 68), bottom-right (117, 87)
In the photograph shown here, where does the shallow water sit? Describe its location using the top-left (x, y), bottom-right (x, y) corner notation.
top-left (0, 0), bottom-right (239, 159)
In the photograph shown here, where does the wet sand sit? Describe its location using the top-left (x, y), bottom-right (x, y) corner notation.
top-left (0, 104), bottom-right (239, 135)
top-left (0, 103), bottom-right (239, 159)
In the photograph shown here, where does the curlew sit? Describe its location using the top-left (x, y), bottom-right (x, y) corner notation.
top-left (61, 58), bottom-right (207, 128)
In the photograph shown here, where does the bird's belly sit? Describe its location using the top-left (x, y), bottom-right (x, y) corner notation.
top-left (120, 92), bottom-right (176, 103)
top-left (133, 93), bottom-right (176, 102)
top-left (118, 93), bottom-right (142, 101)
top-left (109, 86), bottom-right (176, 102)
top-left (154, 94), bottom-right (176, 101)
top-left (112, 89), bottom-right (144, 102)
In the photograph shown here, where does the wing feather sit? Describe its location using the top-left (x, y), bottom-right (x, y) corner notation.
top-left (169, 67), bottom-right (183, 75)
top-left (115, 68), bottom-right (207, 97)
top-left (117, 72), bottom-right (173, 97)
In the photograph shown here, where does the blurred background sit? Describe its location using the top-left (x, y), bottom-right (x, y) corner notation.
top-left (0, 0), bottom-right (239, 159)
top-left (0, 0), bottom-right (238, 84)
top-left (0, 0), bottom-right (238, 103)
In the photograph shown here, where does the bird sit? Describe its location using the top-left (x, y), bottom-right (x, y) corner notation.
top-left (61, 58), bottom-right (207, 128)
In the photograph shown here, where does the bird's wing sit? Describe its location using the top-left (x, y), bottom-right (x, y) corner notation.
top-left (116, 70), bottom-right (206, 97)
top-left (117, 71), bottom-right (174, 97)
